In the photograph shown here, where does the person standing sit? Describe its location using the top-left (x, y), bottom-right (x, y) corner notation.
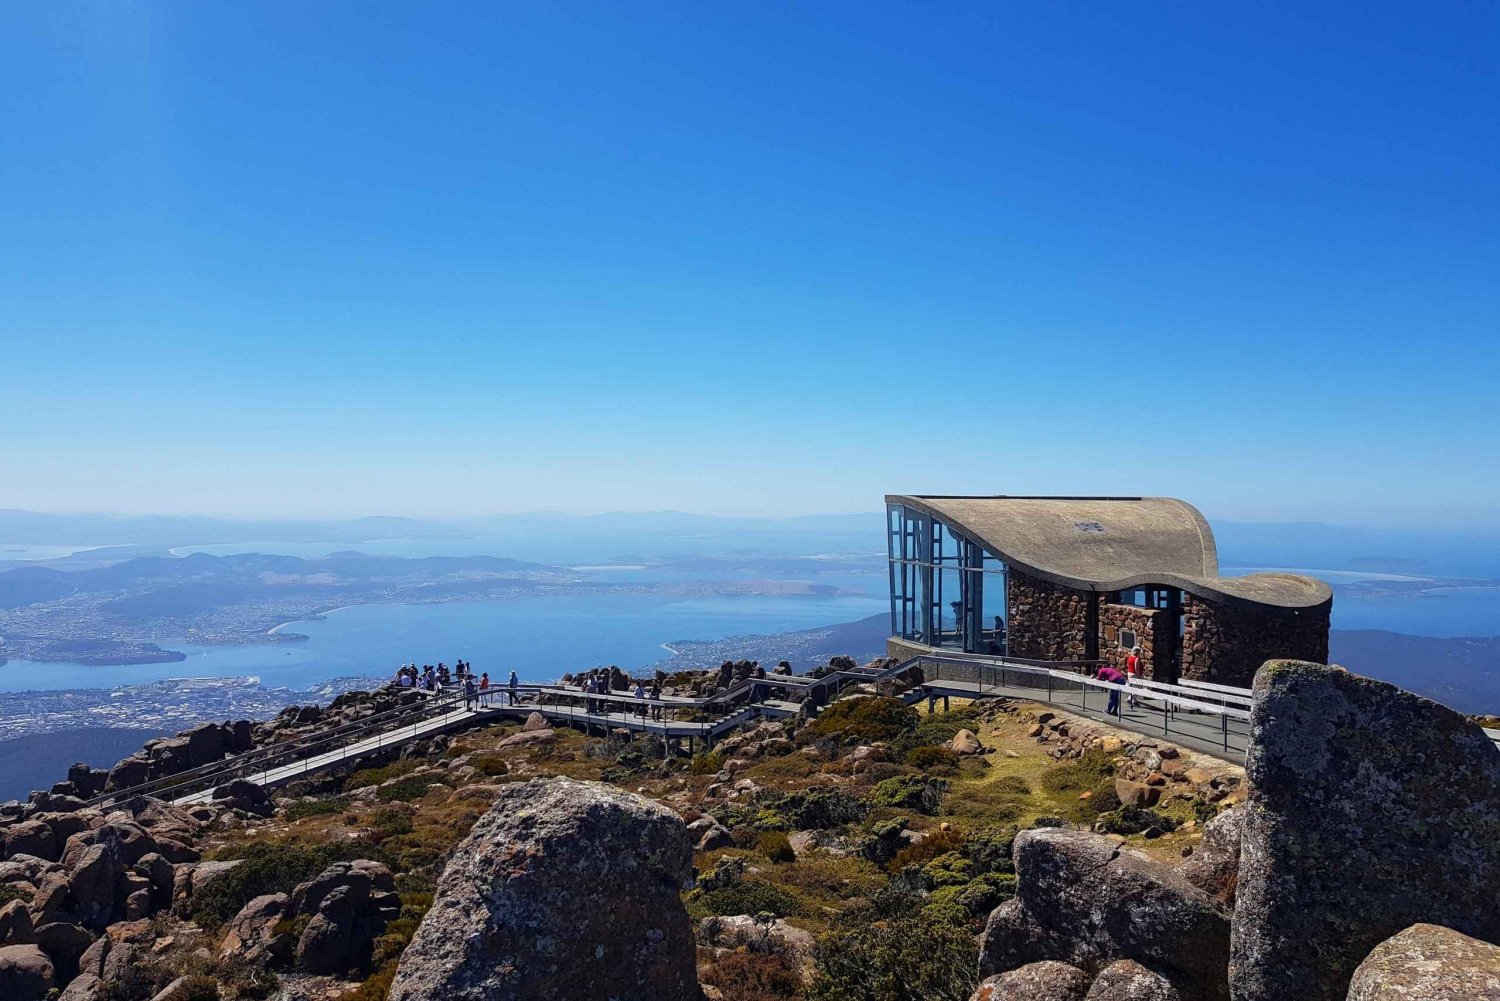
top-left (1125, 646), bottom-right (1143, 708)
top-left (479, 672), bottom-right (490, 707)
top-left (464, 673), bottom-right (478, 711)
top-left (507, 670), bottom-right (520, 705)
top-left (634, 680), bottom-right (647, 718)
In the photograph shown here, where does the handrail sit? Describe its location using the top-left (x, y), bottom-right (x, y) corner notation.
top-left (87, 688), bottom-right (470, 808)
top-left (1128, 675), bottom-right (1254, 708)
top-left (1178, 677), bottom-right (1255, 697)
top-left (904, 653), bottom-right (1253, 720)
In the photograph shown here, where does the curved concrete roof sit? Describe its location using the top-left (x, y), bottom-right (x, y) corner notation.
top-left (886, 494), bottom-right (1332, 613)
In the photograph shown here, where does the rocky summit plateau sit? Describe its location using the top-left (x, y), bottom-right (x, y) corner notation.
top-left (0, 655), bottom-right (1496, 1001)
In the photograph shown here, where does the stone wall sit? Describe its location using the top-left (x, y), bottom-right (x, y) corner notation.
top-left (1180, 595), bottom-right (1330, 687)
top-left (1098, 603), bottom-right (1177, 681)
top-left (1007, 570), bottom-right (1093, 661)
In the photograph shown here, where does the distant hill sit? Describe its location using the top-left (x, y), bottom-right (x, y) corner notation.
top-left (1329, 629), bottom-right (1500, 716)
top-left (0, 727), bottom-right (166, 802)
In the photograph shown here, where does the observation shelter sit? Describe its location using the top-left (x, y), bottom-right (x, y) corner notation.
top-left (885, 494), bottom-right (1331, 688)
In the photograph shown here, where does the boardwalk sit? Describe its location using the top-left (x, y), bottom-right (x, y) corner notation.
top-left (82, 656), bottom-right (1275, 810)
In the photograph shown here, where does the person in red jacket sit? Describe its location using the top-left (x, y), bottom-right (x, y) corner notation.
top-left (1125, 646), bottom-right (1142, 707)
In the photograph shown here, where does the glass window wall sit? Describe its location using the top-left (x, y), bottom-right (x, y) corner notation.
top-left (887, 503), bottom-right (1008, 655)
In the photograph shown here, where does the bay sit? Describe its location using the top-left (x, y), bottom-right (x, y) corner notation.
top-left (0, 590), bottom-right (888, 693)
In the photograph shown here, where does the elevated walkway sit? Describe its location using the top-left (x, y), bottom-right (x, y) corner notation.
top-left (90, 653), bottom-right (1431, 811)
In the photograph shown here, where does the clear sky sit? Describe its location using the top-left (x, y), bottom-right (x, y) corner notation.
top-left (2, 3), bottom-right (1495, 526)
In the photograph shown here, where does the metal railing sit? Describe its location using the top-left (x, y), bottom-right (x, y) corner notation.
top-left (902, 653), bottom-right (1252, 755)
top-left (87, 688), bottom-right (471, 808)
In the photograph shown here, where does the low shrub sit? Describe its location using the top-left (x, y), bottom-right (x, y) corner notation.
top-left (887, 827), bottom-right (964, 874)
top-left (962, 825), bottom-right (1017, 875)
top-left (690, 751), bottom-right (727, 775)
top-left (469, 754), bottom-right (509, 777)
top-left (347, 758), bottom-right (423, 790)
top-left (376, 774), bottom-right (446, 803)
top-left (807, 696), bottom-right (919, 743)
top-left (195, 841), bottom-right (387, 930)
top-left (924, 871), bottom-right (1016, 926)
top-left (888, 708), bottom-right (982, 757)
top-left (808, 913), bottom-right (980, 1001)
top-left (904, 746), bottom-right (961, 774)
top-left (1094, 806), bottom-right (1179, 837)
top-left (920, 851), bottom-right (972, 890)
top-left (281, 796), bottom-right (351, 821)
top-left (369, 806), bottom-right (414, 839)
top-left (699, 951), bottom-right (804, 1001)
top-left (1039, 747), bottom-right (1116, 796)
top-left (858, 816), bottom-right (909, 866)
top-left (991, 775), bottom-right (1031, 796)
top-left (714, 787), bottom-right (867, 833)
top-left (692, 879), bottom-right (805, 919)
top-left (868, 775), bottom-right (947, 814)
top-left (758, 830), bottom-right (796, 864)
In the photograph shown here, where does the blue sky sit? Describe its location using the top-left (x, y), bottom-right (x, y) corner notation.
top-left (2, 3), bottom-right (1495, 525)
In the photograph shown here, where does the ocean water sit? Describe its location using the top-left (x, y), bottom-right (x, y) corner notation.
top-left (8, 546), bottom-right (1500, 696)
top-left (0, 590), bottom-right (888, 693)
top-left (1226, 567), bottom-right (1500, 637)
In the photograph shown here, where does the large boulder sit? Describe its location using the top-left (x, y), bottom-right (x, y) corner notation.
top-left (34, 921), bottom-right (91, 983)
top-left (0, 899), bottom-right (34, 944)
top-left (289, 860), bottom-right (398, 975)
top-left (0, 944), bottom-right (54, 1001)
top-left (66, 844), bottom-right (123, 929)
top-left (104, 755), bottom-right (150, 794)
top-left (211, 780), bottom-right (272, 817)
top-left (1178, 805), bottom-right (1242, 907)
top-left (3, 822), bottom-right (59, 863)
top-left (387, 777), bottom-right (700, 1001)
top-left (979, 828), bottom-right (1229, 1001)
top-left (184, 723), bottom-right (226, 767)
top-left (1346, 923), bottom-right (1500, 1001)
top-left (1084, 960), bottom-right (1182, 1000)
top-left (218, 893), bottom-right (290, 965)
top-left (1230, 662), bottom-right (1500, 1001)
top-left (971, 960), bottom-right (1090, 1001)
top-left (296, 884), bottom-right (361, 975)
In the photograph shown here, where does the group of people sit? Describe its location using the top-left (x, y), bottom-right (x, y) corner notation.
top-left (570, 666), bottom-right (664, 720)
top-left (1094, 646), bottom-right (1144, 716)
top-left (389, 660), bottom-right (524, 709)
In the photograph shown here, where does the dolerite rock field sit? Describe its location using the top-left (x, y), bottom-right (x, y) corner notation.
top-left (0, 657), bottom-right (1494, 1001)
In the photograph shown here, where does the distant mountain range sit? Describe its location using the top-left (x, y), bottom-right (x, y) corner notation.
top-left (4, 508), bottom-right (1499, 576)
top-left (1328, 630), bottom-right (1500, 716)
top-left (0, 551), bottom-right (563, 665)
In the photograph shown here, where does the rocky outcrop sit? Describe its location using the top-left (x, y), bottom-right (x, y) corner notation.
top-left (1345, 923), bottom-right (1500, 1001)
top-left (1178, 805), bottom-right (1242, 906)
top-left (211, 779), bottom-right (272, 817)
top-left (388, 777), bottom-right (701, 1001)
top-left (0, 943), bottom-right (55, 1001)
top-left (1084, 960), bottom-right (1182, 1000)
top-left (979, 828), bottom-right (1229, 1001)
top-left (290, 860), bottom-right (401, 974)
top-left (1230, 661), bottom-right (1500, 1001)
top-left (972, 960), bottom-right (1091, 1001)
top-left (218, 893), bottom-right (289, 966)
